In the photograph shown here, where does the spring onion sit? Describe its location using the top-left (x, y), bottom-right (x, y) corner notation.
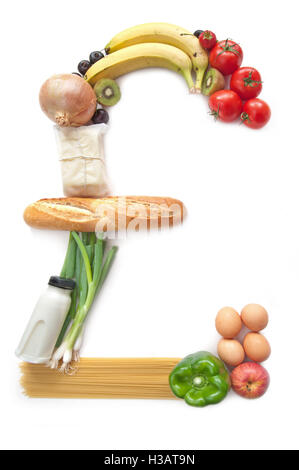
top-left (50, 231), bottom-right (117, 372)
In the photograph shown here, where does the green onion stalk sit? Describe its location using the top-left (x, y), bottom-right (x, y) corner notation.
top-left (49, 231), bottom-right (117, 372)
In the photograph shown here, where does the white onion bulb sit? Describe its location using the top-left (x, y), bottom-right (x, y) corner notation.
top-left (39, 74), bottom-right (97, 127)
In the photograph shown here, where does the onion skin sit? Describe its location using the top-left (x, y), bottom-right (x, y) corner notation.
top-left (39, 74), bottom-right (97, 127)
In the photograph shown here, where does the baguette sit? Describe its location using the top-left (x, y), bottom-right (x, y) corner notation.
top-left (24, 196), bottom-right (185, 232)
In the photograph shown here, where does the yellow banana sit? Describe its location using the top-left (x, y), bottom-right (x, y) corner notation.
top-left (105, 23), bottom-right (208, 91)
top-left (85, 42), bottom-right (195, 92)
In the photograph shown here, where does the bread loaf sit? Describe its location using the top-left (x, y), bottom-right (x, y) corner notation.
top-left (24, 196), bottom-right (185, 232)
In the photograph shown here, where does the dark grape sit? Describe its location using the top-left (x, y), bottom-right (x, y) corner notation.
top-left (78, 60), bottom-right (91, 75)
top-left (89, 51), bottom-right (104, 64)
top-left (72, 72), bottom-right (82, 77)
top-left (193, 30), bottom-right (204, 38)
top-left (92, 108), bottom-right (109, 124)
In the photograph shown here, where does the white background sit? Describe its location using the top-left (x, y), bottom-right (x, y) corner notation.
top-left (1, 0), bottom-right (298, 451)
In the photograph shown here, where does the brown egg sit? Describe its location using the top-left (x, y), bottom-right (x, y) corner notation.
top-left (215, 307), bottom-right (242, 338)
top-left (241, 304), bottom-right (269, 332)
top-left (243, 332), bottom-right (271, 362)
top-left (217, 339), bottom-right (245, 366)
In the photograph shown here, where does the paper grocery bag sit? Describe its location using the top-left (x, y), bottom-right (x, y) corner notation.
top-left (54, 123), bottom-right (110, 197)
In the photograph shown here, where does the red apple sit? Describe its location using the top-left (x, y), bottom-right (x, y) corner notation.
top-left (230, 362), bottom-right (270, 398)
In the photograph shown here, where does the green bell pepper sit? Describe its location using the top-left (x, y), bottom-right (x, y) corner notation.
top-left (169, 351), bottom-right (230, 407)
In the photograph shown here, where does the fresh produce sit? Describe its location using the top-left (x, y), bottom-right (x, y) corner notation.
top-left (51, 231), bottom-right (118, 371)
top-left (89, 51), bottom-right (104, 64)
top-left (202, 68), bottom-right (225, 96)
top-left (78, 59), bottom-right (91, 75)
top-left (230, 67), bottom-right (262, 100)
top-left (209, 39), bottom-right (243, 75)
top-left (20, 21), bottom-right (274, 400)
top-left (215, 306), bottom-right (242, 338)
top-left (209, 90), bottom-right (242, 122)
top-left (193, 29), bottom-right (204, 38)
top-left (199, 30), bottom-right (217, 50)
top-left (241, 304), bottom-right (268, 331)
top-left (230, 362), bottom-right (270, 398)
top-left (169, 351), bottom-right (230, 407)
top-left (217, 339), bottom-right (245, 367)
top-left (241, 98), bottom-right (271, 129)
top-left (94, 78), bottom-right (121, 106)
top-left (85, 43), bottom-right (195, 92)
top-left (39, 74), bottom-right (97, 127)
top-left (104, 23), bottom-right (208, 91)
top-left (92, 108), bottom-right (110, 124)
top-left (243, 332), bottom-right (271, 362)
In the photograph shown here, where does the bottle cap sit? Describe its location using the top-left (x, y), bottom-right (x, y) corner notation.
top-left (48, 276), bottom-right (76, 290)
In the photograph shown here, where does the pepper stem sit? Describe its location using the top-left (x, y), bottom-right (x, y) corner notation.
top-left (193, 376), bottom-right (206, 388)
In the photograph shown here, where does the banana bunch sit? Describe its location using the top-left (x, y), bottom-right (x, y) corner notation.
top-left (85, 23), bottom-right (209, 93)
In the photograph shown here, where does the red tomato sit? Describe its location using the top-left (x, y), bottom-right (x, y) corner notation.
top-left (209, 40), bottom-right (243, 75)
top-left (199, 30), bottom-right (217, 50)
top-left (209, 90), bottom-right (243, 123)
top-left (241, 99), bottom-right (271, 129)
top-left (230, 67), bottom-right (262, 100)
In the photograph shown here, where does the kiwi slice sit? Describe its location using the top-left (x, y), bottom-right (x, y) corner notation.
top-left (202, 68), bottom-right (225, 96)
top-left (94, 78), bottom-right (121, 106)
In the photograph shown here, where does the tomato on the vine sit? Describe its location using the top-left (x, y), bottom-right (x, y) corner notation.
top-left (209, 40), bottom-right (243, 75)
top-left (230, 67), bottom-right (262, 100)
top-left (209, 90), bottom-right (243, 123)
top-left (241, 99), bottom-right (271, 129)
top-left (199, 30), bottom-right (217, 50)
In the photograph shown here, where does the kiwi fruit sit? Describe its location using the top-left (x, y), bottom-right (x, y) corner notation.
top-left (94, 78), bottom-right (121, 106)
top-left (202, 68), bottom-right (225, 96)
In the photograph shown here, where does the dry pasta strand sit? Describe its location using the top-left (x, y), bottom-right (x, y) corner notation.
top-left (20, 357), bottom-right (181, 399)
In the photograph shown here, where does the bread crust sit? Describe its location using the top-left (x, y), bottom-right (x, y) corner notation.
top-left (23, 196), bottom-right (186, 232)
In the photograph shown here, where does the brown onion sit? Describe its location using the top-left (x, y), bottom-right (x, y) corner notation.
top-left (39, 74), bottom-right (97, 127)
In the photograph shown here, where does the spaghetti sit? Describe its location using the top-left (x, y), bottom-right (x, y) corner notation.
top-left (20, 357), bottom-right (180, 399)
